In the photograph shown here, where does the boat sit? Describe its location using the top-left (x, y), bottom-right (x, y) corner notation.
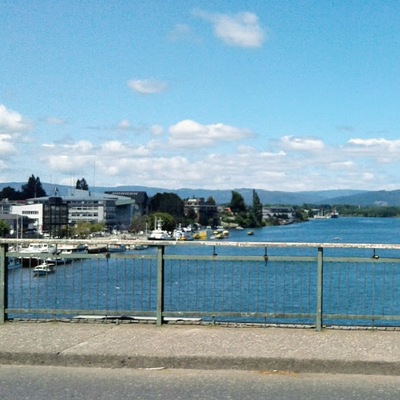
top-left (56, 243), bottom-right (88, 262)
top-left (19, 242), bottom-right (58, 267)
top-left (58, 243), bottom-right (88, 255)
top-left (87, 245), bottom-right (108, 254)
top-left (43, 256), bottom-right (69, 265)
top-left (147, 218), bottom-right (171, 240)
top-left (211, 228), bottom-right (229, 240)
top-left (19, 242), bottom-right (57, 254)
top-left (33, 261), bottom-right (55, 276)
top-left (132, 244), bottom-right (148, 250)
top-left (172, 224), bottom-right (194, 241)
top-left (193, 230), bottom-right (208, 240)
top-left (107, 244), bottom-right (127, 252)
top-left (247, 231), bottom-right (254, 236)
top-left (330, 210), bottom-right (339, 218)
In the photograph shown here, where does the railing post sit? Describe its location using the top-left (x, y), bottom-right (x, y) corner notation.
top-left (156, 245), bottom-right (165, 326)
top-left (316, 246), bottom-right (324, 331)
top-left (0, 244), bottom-right (8, 324)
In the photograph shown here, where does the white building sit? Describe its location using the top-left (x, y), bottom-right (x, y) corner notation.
top-left (262, 206), bottom-right (295, 223)
top-left (4, 189), bottom-right (137, 235)
top-left (31, 189), bottom-right (136, 231)
top-left (11, 203), bottom-right (43, 233)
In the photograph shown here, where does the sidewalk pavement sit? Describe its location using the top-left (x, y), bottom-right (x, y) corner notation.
top-left (0, 321), bottom-right (400, 375)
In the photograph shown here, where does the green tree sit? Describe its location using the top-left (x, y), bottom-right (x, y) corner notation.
top-left (206, 196), bottom-right (216, 205)
top-left (186, 207), bottom-right (197, 223)
top-left (229, 191), bottom-right (247, 214)
top-left (251, 189), bottom-right (263, 226)
top-left (149, 193), bottom-right (184, 219)
top-left (76, 178), bottom-right (89, 190)
top-left (147, 212), bottom-right (176, 232)
top-left (0, 186), bottom-right (22, 200)
top-left (69, 221), bottom-right (105, 238)
top-left (0, 220), bottom-right (10, 237)
top-left (21, 175), bottom-right (46, 199)
top-left (130, 215), bottom-right (148, 233)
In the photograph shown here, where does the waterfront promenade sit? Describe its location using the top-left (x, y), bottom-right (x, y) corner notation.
top-left (1, 321), bottom-right (400, 375)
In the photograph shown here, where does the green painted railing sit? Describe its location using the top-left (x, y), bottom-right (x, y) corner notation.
top-left (2, 239), bottom-right (400, 330)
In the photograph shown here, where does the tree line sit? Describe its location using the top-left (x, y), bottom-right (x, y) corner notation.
top-left (334, 204), bottom-right (400, 218)
top-left (131, 189), bottom-right (265, 233)
top-left (0, 175), bottom-right (47, 200)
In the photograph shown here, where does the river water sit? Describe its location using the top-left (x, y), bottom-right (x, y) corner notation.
top-left (227, 216), bottom-right (400, 244)
top-left (6, 217), bottom-right (400, 327)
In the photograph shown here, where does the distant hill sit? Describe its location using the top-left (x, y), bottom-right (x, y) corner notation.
top-left (3, 181), bottom-right (400, 206)
top-left (69, 185), bottom-right (370, 206)
top-left (327, 190), bottom-right (400, 207)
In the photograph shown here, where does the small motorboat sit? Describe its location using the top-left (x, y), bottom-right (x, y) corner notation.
top-left (33, 261), bottom-right (55, 277)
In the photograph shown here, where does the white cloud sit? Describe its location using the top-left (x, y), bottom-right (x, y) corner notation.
top-left (168, 23), bottom-right (200, 42)
top-left (100, 141), bottom-right (126, 154)
top-left (46, 116), bottom-right (66, 126)
top-left (0, 134), bottom-right (16, 154)
top-left (151, 125), bottom-right (163, 136)
top-left (127, 79), bottom-right (167, 94)
top-left (41, 143), bottom-right (56, 149)
top-left (117, 120), bottom-right (131, 130)
top-left (99, 141), bottom-right (152, 158)
top-left (168, 119), bottom-right (253, 148)
top-left (98, 141), bottom-right (150, 156)
top-left (347, 138), bottom-right (400, 162)
top-left (194, 10), bottom-right (265, 48)
top-left (349, 138), bottom-right (384, 147)
top-left (61, 140), bottom-right (94, 154)
top-left (329, 160), bottom-right (355, 170)
top-left (0, 104), bottom-right (31, 133)
top-left (348, 138), bottom-right (400, 150)
top-left (47, 155), bottom-right (94, 174)
top-left (9, 122), bottom-right (400, 192)
top-left (280, 135), bottom-right (325, 152)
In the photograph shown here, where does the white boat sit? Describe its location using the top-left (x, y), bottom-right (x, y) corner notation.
top-left (48, 243), bottom-right (88, 264)
top-left (58, 243), bottom-right (88, 255)
top-left (132, 244), bottom-right (148, 250)
top-left (19, 242), bottom-right (58, 267)
top-left (33, 261), bottom-right (55, 276)
top-left (147, 218), bottom-right (171, 240)
top-left (173, 224), bottom-right (194, 241)
top-left (210, 228), bottom-right (229, 240)
top-left (19, 242), bottom-right (57, 254)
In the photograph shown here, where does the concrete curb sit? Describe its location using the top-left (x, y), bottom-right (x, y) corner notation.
top-left (1, 352), bottom-right (400, 375)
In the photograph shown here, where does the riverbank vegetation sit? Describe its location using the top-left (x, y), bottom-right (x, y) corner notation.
top-left (333, 205), bottom-right (400, 218)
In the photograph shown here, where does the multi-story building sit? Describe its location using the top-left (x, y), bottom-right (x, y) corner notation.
top-left (183, 197), bottom-right (218, 225)
top-left (42, 196), bottom-right (69, 237)
top-left (105, 191), bottom-right (148, 215)
top-left (262, 206), bottom-right (295, 223)
top-left (0, 199), bottom-right (13, 215)
top-left (9, 188), bottom-right (136, 236)
top-left (11, 202), bottom-right (44, 233)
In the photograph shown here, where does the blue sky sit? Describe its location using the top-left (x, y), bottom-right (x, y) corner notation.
top-left (1, 0), bottom-right (400, 192)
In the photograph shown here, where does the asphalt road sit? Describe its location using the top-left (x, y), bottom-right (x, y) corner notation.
top-left (1, 365), bottom-right (400, 399)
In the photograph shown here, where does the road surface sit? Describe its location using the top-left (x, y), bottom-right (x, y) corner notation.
top-left (1, 365), bottom-right (399, 399)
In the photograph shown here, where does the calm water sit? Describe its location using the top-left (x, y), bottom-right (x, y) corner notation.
top-left (228, 217), bottom-right (400, 244)
top-left (7, 217), bottom-right (400, 327)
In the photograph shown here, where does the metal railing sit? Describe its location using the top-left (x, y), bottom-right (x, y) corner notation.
top-left (2, 239), bottom-right (400, 330)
